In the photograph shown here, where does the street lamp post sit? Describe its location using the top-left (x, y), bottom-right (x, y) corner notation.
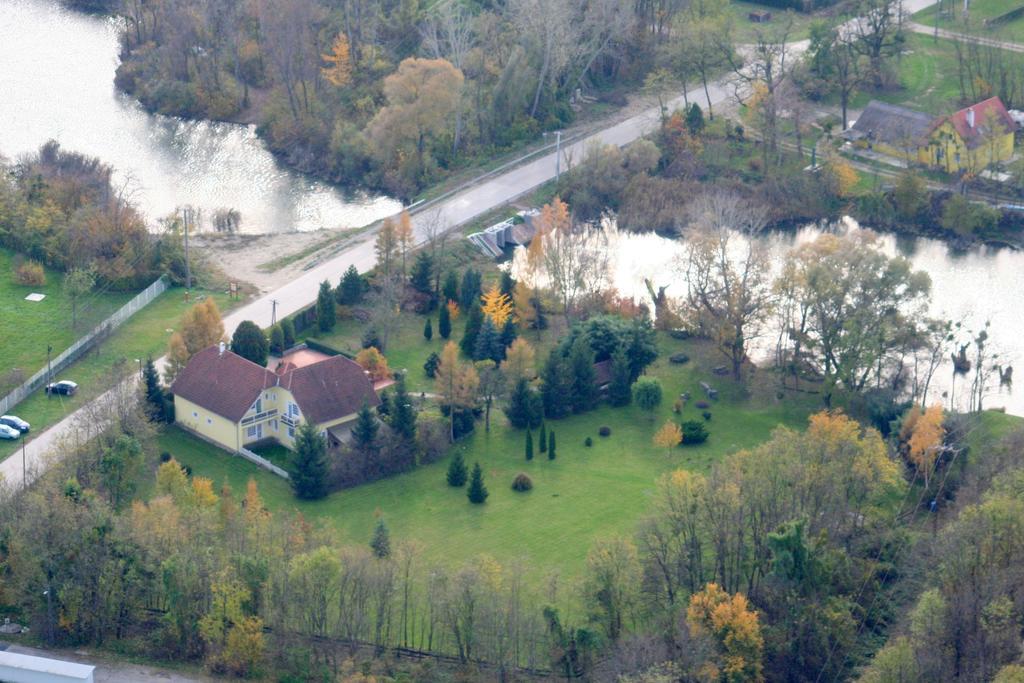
top-left (544, 131), bottom-right (563, 183)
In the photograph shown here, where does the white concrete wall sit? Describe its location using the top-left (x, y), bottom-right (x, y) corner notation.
top-left (0, 651), bottom-right (94, 683)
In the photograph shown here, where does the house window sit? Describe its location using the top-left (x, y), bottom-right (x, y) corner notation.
top-left (288, 402), bottom-right (300, 418)
top-left (271, 419), bottom-right (278, 432)
top-left (192, 411), bottom-right (198, 418)
top-left (246, 424), bottom-right (263, 440)
top-left (207, 418), bottom-right (212, 425)
top-left (288, 424), bottom-right (295, 438)
top-left (253, 398), bottom-right (262, 414)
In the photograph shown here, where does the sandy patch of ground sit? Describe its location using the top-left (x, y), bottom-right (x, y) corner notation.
top-left (193, 227), bottom-right (369, 293)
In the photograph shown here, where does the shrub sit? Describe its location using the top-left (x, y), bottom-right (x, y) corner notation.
top-left (681, 420), bottom-right (709, 445)
top-left (702, 411), bottom-right (712, 421)
top-left (599, 426), bottom-right (612, 437)
top-left (673, 399), bottom-right (683, 413)
top-left (511, 473), bottom-right (533, 492)
top-left (424, 352), bottom-right (441, 378)
top-left (669, 353), bottom-right (690, 364)
top-left (696, 401), bottom-right (710, 410)
top-left (14, 260), bottom-right (46, 286)
top-left (584, 437), bottom-right (593, 447)
top-left (361, 328), bottom-right (382, 350)
top-left (159, 451), bottom-right (172, 463)
top-left (446, 453), bottom-right (468, 487)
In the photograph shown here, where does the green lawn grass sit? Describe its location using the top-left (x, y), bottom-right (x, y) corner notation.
top-left (0, 248), bottom-right (135, 381)
top-left (728, 1), bottom-right (819, 43)
top-left (913, 0), bottom-right (1024, 42)
top-left (168, 333), bottom-right (819, 597)
top-left (0, 286), bottom-right (234, 461)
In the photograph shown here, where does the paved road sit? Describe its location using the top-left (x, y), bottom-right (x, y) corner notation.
top-left (906, 21), bottom-right (1024, 52)
top-left (2, 0), bottom-right (945, 492)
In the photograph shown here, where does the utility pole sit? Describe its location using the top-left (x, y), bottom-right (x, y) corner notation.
top-left (46, 344), bottom-right (52, 399)
top-left (22, 438), bottom-right (26, 487)
top-left (271, 299), bottom-right (278, 327)
top-left (183, 207), bottom-right (192, 292)
top-left (555, 130), bottom-right (562, 183)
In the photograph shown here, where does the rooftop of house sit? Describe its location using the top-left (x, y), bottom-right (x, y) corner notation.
top-left (172, 345), bottom-right (379, 424)
top-left (847, 100), bottom-right (936, 147)
top-left (946, 96), bottom-right (1017, 149)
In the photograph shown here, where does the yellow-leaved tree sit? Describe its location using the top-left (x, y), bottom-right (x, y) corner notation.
top-left (375, 218), bottom-right (398, 279)
top-left (355, 346), bottom-right (391, 382)
top-left (687, 583), bottom-right (765, 683)
top-left (504, 338), bottom-right (536, 384)
top-left (653, 420), bottom-right (682, 456)
top-left (481, 284), bottom-right (514, 328)
top-left (436, 341), bottom-right (478, 441)
top-left (321, 34), bottom-right (353, 87)
top-left (397, 210), bottom-right (414, 278)
top-left (908, 403), bottom-right (945, 488)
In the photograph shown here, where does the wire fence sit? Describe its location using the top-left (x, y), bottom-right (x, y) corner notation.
top-left (0, 276), bottom-right (169, 415)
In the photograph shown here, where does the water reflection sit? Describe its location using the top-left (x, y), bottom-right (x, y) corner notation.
top-left (511, 218), bottom-right (1021, 415)
top-left (0, 0), bottom-right (401, 233)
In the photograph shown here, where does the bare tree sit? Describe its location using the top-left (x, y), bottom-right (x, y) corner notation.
top-left (679, 191), bottom-right (773, 381)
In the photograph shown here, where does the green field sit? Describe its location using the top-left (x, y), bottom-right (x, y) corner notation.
top-left (0, 286), bottom-right (234, 461)
top-left (0, 249), bottom-right (136, 382)
top-left (913, 0), bottom-right (1024, 42)
top-left (728, 1), bottom-right (819, 43)
top-left (166, 334), bottom-right (818, 593)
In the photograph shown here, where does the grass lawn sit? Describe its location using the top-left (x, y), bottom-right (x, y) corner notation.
top-left (168, 333), bottom-right (819, 600)
top-left (728, 1), bottom-right (819, 43)
top-left (913, 0), bottom-right (1024, 42)
top-left (0, 286), bottom-right (235, 461)
top-left (0, 248), bottom-right (136, 381)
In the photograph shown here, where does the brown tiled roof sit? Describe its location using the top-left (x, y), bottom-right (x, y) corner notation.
top-left (279, 354), bottom-right (380, 424)
top-left (171, 345), bottom-right (275, 422)
top-left (945, 96), bottom-right (1016, 149)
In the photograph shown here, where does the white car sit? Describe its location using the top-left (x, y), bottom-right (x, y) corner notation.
top-left (0, 424), bottom-right (20, 440)
top-left (0, 415), bottom-right (29, 433)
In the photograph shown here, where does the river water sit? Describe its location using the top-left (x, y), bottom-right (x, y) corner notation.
top-left (0, 0), bottom-right (401, 233)
top-left (512, 219), bottom-right (1024, 415)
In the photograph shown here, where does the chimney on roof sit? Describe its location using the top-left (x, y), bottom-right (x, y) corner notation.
top-left (967, 107), bottom-right (975, 128)
top-left (218, 341), bottom-right (226, 356)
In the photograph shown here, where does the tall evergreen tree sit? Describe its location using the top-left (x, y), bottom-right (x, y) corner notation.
top-left (447, 452), bottom-right (468, 487)
top-left (424, 352), bottom-right (441, 378)
top-left (504, 378), bottom-right (543, 429)
top-left (142, 357), bottom-right (164, 421)
top-left (442, 270), bottom-right (460, 304)
top-left (370, 518), bottom-right (391, 558)
top-left (474, 317), bottom-right (502, 362)
top-left (460, 301), bottom-right (484, 357)
top-left (548, 430), bottom-right (556, 460)
top-left (269, 324), bottom-right (285, 355)
top-left (291, 422), bottom-right (329, 500)
top-left (541, 350), bottom-right (574, 419)
top-left (352, 401), bottom-right (379, 452)
top-left (231, 320), bottom-right (269, 366)
top-left (500, 317), bottom-right (518, 352)
top-left (467, 462), bottom-right (489, 504)
top-left (499, 270), bottom-right (516, 298)
top-left (281, 318), bottom-right (296, 348)
top-left (317, 280), bottom-right (337, 332)
top-left (439, 303), bottom-right (452, 339)
top-left (410, 251), bottom-right (434, 294)
top-left (607, 347), bottom-right (632, 407)
top-left (525, 428), bottom-right (534, 460)
top-left (423, 317), bottom-right (433, 341)
top-left (460, 268), bottom-right (482, 310)
top-left (337, 264), bottom-right (367, 304)
top-left (626, 317), bottom-right (659, 381)
top-left (539, 422), bottom-right (548, 453)
top-left (569, 337), bottom-right (598, 413)
top-left (389, 375), bottom-right (417, 442)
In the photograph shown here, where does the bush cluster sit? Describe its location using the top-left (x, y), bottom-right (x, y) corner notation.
top-left (599, 426), bottom-right (612, 437)
top-left (511, 473), bottom-right (533, 492)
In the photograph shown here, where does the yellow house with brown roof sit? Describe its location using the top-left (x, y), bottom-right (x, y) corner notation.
top-left (171, 344), bottom-right (380, 453)
top-left (846, 96), bottom-right (1017, 174)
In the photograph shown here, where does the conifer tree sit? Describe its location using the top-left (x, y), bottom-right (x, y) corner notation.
top-left (316, 280), bottom-right (336, 332)
top-left (410, 251), bottom-right (434, 294)
top-left (541, 349), bottom-right (574, 419)
top-left (460, 301), bottom-right (483, 357)
top-left (281, 318), bottom-right (296, 348)
top-left (548, 430), bottom-right (557, 460)
top-left (447, 452), bottom-right (468, 487)
top-left (525, 428), bottom-right (534, 460)
top-left (352, 401), bottom-right (379, 451)
top-left (142, 357), bottom-right (165, 421)
top-left (442, 270), bottom-right (460, 304)
top-left (499, 270), bottom-right (516, 298)
top-left (504, 378), bottom-right (542, 429)
top-left (500, 317), bottom-right (518, 351)
top-left (370, 518), bottom-right (391, 558)
top-left (608, 346), bottom-right (633, 407)
top-left (423, 317), bottom-right (433, 341)
top-left (474, 317), bottom-right (502, 362)
top-left (569, 337), bottom-right (598, 413)
top-left (460, 268), bottom-right (482, 310)
top-left (337, 265), bottom-right (367, 304)
top-left (467, 462), bottom-right (489, 504)
top-left (539, 422), bottom-right (548, 453)
top-left (231, 320), bottom-right (269, 366)
top-left (389, 375), bottom-right (417, 442)
top-left (439, 302), bottom-right (452, 339)
top-left (290, 422), bottom-right (329, 500)
top-left (269, 324), bottom-right (285, 355)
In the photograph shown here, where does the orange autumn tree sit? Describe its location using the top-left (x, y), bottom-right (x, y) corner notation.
top-left (481, 284), bottom-right (514, 328)
top-left (321, 34), bottom-right (353, 87)
top-left (355, 347), bottom-right (391, 382)
top-left (435, 341), bottom-right (479, 441)
top-left (908, 403), bottom-right (945, 488)
top-left (687, 583), bottom-right (765, 683)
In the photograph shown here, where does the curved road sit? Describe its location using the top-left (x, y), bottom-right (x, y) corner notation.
top-left (1, 0), bottom-right (942, 490)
